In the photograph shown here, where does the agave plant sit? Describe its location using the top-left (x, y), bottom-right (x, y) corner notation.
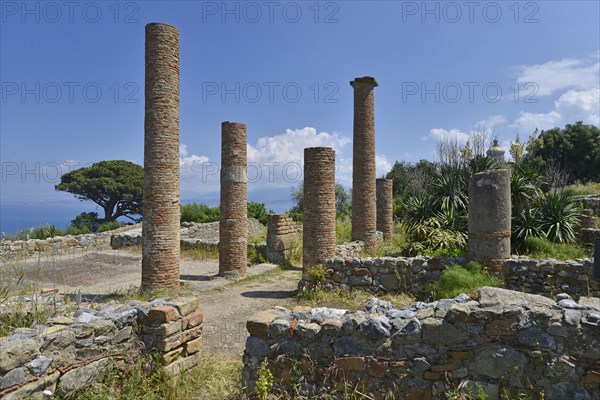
top-left (430, 165), bottom-right (469, 214)
top-left (403, 195), bottom-right (436, 225)
top-left (468, 155), bottom-right (501, 175)
top-left (536, 193), bottom-right (580, 243)
top-left (512, 207), bottom-right (545, 252)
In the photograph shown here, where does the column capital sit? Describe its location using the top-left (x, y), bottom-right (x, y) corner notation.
top-left (350, 76), bottom-right (379, 88)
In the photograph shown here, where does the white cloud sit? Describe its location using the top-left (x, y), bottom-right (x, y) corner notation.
top-left (511, 88), bottom-right (599, 133)
top-left (515, 55), bottom-right (600, 96)
top-left (247, 127), bottom-right (350, 165)
top-left (422, 128), bottom-right (470, 145)
top-left (474, 115), bottom-right (507, 129)
top-left (179, 127), bottom-right (390, 193)
top-left (376, 155), bottom-right (392, 177)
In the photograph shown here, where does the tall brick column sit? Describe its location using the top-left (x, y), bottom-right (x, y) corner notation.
top-left (219, 122), bottom-right (248, 277)
top-left (468, 169), bottom-right (511, 275)
top-left (142, 23), bottom-right (181, 293)
top-left (351, 76), bottom-right (378, 252)
top-left (376, 178), bottom-right (393, 243)
top-left (302, 147), bottom-right (336, 281)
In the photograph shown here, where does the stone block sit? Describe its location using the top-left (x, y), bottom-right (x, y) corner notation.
top-left (183, 311), bottom-right (204, 330)
top-left (185, 336), bottom-right (202, 355)
top-left (168, 297), bottom-right (200, 317)
top-left (143, 320), bottom-right (182, 337)
top-left (334, 357), bottom-right (365, 371)
top-left (246, 311), bottom-right (276, 339)
top-left (148, 306), bottom-right (179, 323)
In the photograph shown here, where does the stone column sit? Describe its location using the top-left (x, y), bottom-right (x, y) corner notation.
top-left (219, 122), bottom-right (248, 277)
top-left (376, 178), bottom-right (393, 243)
top-left (468, 169), bottom-right (511, 275)
top-left (302, 147), bottom-right (336, 281)
top-left (142, 23), bottom-right (181, 293)
top-left (351, 76), bottom-right (378, 252)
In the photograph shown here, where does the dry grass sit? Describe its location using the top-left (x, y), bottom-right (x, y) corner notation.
top-left (296, 287), bottom-right (414, 311)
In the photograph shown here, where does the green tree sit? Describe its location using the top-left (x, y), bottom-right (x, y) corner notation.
top-left (288, 181), bottom-right (351, 217)
top-left (524, 122), bottom-right (600, 183)
top-left (56, 160), bottom-right (143, 222)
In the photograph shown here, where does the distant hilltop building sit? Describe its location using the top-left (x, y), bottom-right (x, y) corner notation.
top-left (487, 139), bottom-right (505, 162)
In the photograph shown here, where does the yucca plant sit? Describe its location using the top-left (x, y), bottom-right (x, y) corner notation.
top-left (536, 193), bottom-right (580, 243)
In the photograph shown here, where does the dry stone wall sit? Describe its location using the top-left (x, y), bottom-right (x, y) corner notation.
top-left (0, 233), bottom-right (113, 262)
top-left (321, 256), bottom-right (599, 299)
top-left (266, 214), bottom-right (297, 264)
top-left (243, 287), bottom-right (600, 400)
top-left (0, 296), bottom-right (203, 399)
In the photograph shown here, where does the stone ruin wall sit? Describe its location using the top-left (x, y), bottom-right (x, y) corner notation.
top-left (320, 256), bottom-right (599, 299)
top-left (0, 296), bottom-right (203, 399)
top-left (266, 214), bottom-right (297, 264)
top-left (242, 287), bottom-right (600, 400)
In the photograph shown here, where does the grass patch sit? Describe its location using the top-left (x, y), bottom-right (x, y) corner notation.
top-left (59, 353), bottom-right (242, 400)
top-left (564, 182), bottom-right (600, 197)
top-left (524, 236), bottom-right (589, 259)
top-left (426, 262), bottom-right (501, 300)
top-left (336, 216), bottom-right (352, 245)
top-left (296, 287), bottom-right (414, 311)
top-left (215, 263), bottom-right (302, 292)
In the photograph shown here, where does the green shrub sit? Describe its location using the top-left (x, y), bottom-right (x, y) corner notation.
top-left (427, 262), bottom-right (501, 300)
top-left (536, 193), bottom-right (580, 243)
top-left (180, 203), bottom-right (220, 223)
top-left (247, 202), bottom-right (272, 225)
top-left (336, 216), bottom-right (352, 244)
top-left (14, 224), bottom-right (65, 240)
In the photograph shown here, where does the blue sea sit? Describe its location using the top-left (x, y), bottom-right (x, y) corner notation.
top-left (0, 201), bottom-right (100, 236)
top-left (0, 189), bottom-right (294, 236)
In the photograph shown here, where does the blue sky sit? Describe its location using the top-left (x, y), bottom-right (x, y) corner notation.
top-left (1, 1), bottom-right (599, 232)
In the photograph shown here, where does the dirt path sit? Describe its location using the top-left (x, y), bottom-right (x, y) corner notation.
top-left (2, 249), bottom-right (302, 359)
top-left (198, 268), bottom-right (301, 359)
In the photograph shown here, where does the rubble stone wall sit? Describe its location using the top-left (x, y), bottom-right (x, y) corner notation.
top-left (321, 256), bottom-right (599, 299)
top-left (243, 287), bottom-right (600, 400)
top-left (0, 296), bottom-right (203, 399)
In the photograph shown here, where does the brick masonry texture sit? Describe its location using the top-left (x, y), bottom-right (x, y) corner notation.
top-left (242, 287), bottom-right (600, 399)
top-left (142, 22), bottom-right (181, 292)
top-left (376, 178), bottom-right (393, 243)
top-left (351, 77), bottom-right (379, 252)
top-left (266, 214), bottom-right (297, 264)
top-left (219, 121), bottom-right (248, 277)
top-left (303, 147), bottom-right (336, 281)
top-left (468, 169), bottom-right (511, 274)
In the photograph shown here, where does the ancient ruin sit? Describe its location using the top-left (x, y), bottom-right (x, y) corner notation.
top-left (219, 121), bottom-right (248, 277)
top-left (266, 214), bottom-right (297, 264)
top-left (141, 22), bottom-right (181, 292)
top-left (376, 178), bottom-right (394, 242)
top-left (302, 147), bottom-right (336, 281)
top-left (350, 77), bottom-right (379, 252)
top-left (468, 169), bottom-right (511, 274)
